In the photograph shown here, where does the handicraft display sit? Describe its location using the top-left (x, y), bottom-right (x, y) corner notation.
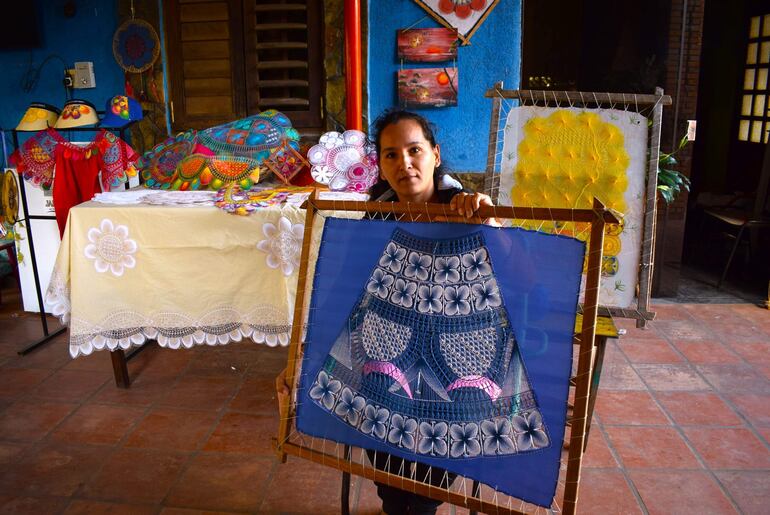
top-left (214, 184), bottom-right (290, 215)
top-left (307, 130), bottom-right (378, 192)
top-left (413, 0), bottom-right (501, 43)
top-left (397, 28), bottom-right (458, 62)
top-left (398, 68), bottom-right (458, 108)
top-left (138, 130), bottom-right (197, 189)
top-left (498, 107), bottom-right (648, 308)
top-left (196, 110), bottom-right (300, 162)
top-left (295, 218), bottom-right (584, 507)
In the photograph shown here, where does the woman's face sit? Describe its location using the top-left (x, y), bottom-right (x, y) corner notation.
top-left (378, 119), bottom-right (441, 202)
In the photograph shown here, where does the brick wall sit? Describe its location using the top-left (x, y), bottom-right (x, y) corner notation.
top-left (653, 0), bottom-right (705, 296)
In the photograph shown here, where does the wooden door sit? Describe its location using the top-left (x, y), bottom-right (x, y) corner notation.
top-left (730, 7), bottom-right (770, 192)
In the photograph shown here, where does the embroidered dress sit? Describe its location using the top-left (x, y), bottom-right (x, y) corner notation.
top-left (52, 131), bottom-right (139, 236)
top-left (308, 228), bottom-right (549, 459)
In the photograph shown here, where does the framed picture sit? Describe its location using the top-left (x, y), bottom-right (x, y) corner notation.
top-left (397, 28), bottom-right (458, 62)
top-left (397, 68), bottom-right (458, 108)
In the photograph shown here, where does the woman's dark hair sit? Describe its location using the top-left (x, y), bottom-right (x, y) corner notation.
top-left (369, 108), bottom-right (450, 199)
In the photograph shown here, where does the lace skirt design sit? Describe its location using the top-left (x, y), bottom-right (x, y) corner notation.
top-left (308, 228), bottom-right (550, 459)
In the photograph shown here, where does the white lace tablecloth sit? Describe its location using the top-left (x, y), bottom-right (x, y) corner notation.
top-left (46, 201), bottom-right (317, 357)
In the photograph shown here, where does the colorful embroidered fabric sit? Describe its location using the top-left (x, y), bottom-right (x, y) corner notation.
top-left (138, 130), bottom-right (196, 189)
top-left (10, 129), bottom-right (137, 190)
top-left (214, 184), bottom-right (290, 215)
top-left (297, 219), bottom-right (585, 507)
top-left (9, 128), bottom-right (62, 189)
top-left (307, 130), bottom-right (378, 192)
top-left (196, 110), bottom-right (300, 161)
top-left (169, 155), bottom-right (261, 191)
top-left (263, 140), bottom-right (308, 184)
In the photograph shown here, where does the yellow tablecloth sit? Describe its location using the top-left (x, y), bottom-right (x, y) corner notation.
top-left (45, 201), bottom-right (311, 357)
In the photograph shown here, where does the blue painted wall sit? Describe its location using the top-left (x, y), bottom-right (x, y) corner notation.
top-left (0, 0), bottom-right (123, 162)
top-left (367, 0), bottom-right (521, 173)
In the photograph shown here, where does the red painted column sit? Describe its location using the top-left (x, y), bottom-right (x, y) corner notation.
top-left (344, 0), bottom-right (363, 130)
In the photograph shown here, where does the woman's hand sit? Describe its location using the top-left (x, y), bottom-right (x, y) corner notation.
top-left (436, 192), bottom-right (501, 226)
top-left (275, 367), bottom-right (290, 417)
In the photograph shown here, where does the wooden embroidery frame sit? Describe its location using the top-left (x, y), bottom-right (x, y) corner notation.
top-left (483, 85), bottom-right (673, 328)
top-left (275, 192), bottom-right (619, 515)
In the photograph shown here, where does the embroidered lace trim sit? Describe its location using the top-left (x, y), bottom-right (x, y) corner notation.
top-left (44, 278), bottom-right (292, 357)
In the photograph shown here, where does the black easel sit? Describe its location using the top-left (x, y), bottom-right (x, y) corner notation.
top-left (7, 122), bottom-right (135, 355)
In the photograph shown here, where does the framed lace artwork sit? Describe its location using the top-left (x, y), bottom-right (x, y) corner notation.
top-left (288, 214), bottom-right (586, 508)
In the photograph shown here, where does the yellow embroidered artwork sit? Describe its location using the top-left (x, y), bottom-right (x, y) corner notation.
top-left (512, 111), bottom-right (628, 272)
top-left (499, 107), bottom-right (649, 308)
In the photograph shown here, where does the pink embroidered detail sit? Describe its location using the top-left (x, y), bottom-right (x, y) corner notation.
top-left (446, 375), bottom-right (503, 401)
top-left (363, 361), bottom-right (413, 399)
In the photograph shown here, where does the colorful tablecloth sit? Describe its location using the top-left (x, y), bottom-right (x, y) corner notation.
top-left (45, 201), bottom-right (319, 357)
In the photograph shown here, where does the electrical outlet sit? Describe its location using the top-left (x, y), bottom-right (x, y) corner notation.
top-left (63, 69), bottom-right (74, 88)
top-left (73, 61), bottom-right (95, 89)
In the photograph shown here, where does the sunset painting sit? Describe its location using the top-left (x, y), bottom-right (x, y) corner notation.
top-left (397, 28), bottom-right (458, 62)
top-left (397, 67), bottom-right (458, 108)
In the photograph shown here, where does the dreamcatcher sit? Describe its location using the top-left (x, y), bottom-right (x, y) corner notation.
top-left (113, 1), bottom-right (161, 101)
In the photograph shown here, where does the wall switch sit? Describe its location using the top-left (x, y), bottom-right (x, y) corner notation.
top-left (73, 61), bottom-right (95, 89)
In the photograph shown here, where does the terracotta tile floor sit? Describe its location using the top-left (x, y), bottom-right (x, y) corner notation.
top-left (1, 286), bottom-right (769, 514)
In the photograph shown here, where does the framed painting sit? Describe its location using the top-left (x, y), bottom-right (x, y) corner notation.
top-left (397, 28), bottom-right (458, 62)
top-left (398, 68), bottom-right (458, 108)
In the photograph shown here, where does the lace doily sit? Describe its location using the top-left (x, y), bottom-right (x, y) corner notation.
top-left (307, 130), bottom-right (378, 192)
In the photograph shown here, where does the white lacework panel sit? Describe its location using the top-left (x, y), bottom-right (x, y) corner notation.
top-left (439, 327), bottom-right (497, 376)
top-left (361, 311), bottom-right (411, 361)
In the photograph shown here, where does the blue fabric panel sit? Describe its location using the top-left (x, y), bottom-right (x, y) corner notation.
top-left (296, 218), bottom-right (584, 507)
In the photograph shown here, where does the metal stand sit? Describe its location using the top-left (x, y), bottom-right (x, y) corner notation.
top-left (8, 124), bottom-right (133, 355)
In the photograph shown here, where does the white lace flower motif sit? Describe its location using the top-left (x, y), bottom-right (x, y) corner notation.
top-left (449, 422), bottom-right (481, 458)
top-left (417, 284), bottom-right (443, 314)
top-left (434, 256), bottom-right (461, 284)
top-left (83, 218), bottom-right (137, 276)
top-left (319, 131), bottom-right (344, 149)
top-left (417, 421), bottom-right (449, 456)
top-left (472, 280), bottom-right (502, 310)
top-left (462, 248), bottom-right (492, 280)
top-left (444, 285), bottom-right (471, 316)
top-left (389, 278), bottom-right (416, 308)
top-left (360, 404), bottom-right (390, 440)
top-left (257, 216), bottom-right (304, 276)
top-left (512, 410), bottom-right (549, 451)
top-left (379, 242), bottom-right (407, 273)
top-left (366, 268), bottom-right (394, 299)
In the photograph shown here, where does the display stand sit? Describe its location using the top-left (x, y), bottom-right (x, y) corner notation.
top-left (7, 122), bottom-right (136, 355)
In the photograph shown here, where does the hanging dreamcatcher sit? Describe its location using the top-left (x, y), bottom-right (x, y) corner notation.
top-left (112, 1), bottom-right (161, 102)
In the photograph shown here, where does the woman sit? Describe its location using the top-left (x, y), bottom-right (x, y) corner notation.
top-left (277, 109), bottom-right (497, 515)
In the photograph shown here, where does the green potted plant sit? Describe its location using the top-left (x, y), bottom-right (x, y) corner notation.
top-left (657, 134), bottom-right (691, 204)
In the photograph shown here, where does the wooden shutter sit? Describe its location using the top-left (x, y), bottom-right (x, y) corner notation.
top-left (165, 0), bottom-right (247, 130)
top-left (165, 0), bottom-right (324, 132)
top-left (243, 0), bottom-right (324, 129)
